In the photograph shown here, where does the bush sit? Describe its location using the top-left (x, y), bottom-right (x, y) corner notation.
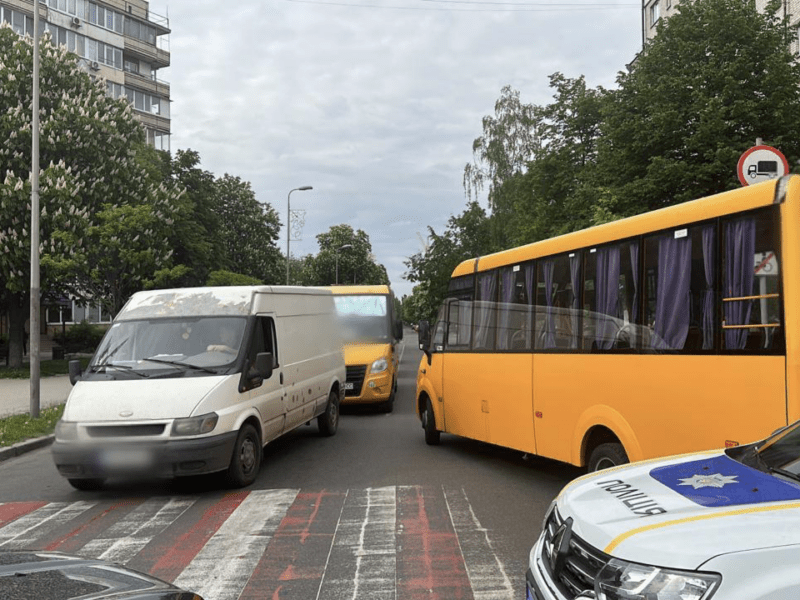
top-left (52, 321), bottom-right (105, 354)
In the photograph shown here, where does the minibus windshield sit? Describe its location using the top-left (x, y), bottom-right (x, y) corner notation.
top-left (333, 295), bottom-right (390, 343)
top-left (91, 316), bottom-right (247, 372)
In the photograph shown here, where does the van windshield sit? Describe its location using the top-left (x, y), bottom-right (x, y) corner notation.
top-left (91, 316), bottom-right (247, 373)
top-left (333, 295), bottom-right (390, 343)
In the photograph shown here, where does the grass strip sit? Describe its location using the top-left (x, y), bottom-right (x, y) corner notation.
top-left (0, 358), bottom-right (91, 379)
top-left (0, 403), bottom-right (64, 447)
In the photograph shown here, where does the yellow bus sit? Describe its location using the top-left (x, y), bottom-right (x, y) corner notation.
top-left (327, 285), bottom-right (403, 412)
top-left (416, 176), bottom-right (799, 471)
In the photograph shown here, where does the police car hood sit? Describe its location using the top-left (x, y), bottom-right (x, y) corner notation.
top-left (557, 451), bottom-right (800, 569)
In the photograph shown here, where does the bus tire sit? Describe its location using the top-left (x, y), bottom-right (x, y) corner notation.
top-left (318, 390), bottom-right (340, 436)
top-left (423, 398), bottom-right (440, 446)
top-left (588, 443), bottom-right (628, 472)
top-left (226, 423), bottom-right (261, 488)
top-left (381, 379), bottom-right (396, 413)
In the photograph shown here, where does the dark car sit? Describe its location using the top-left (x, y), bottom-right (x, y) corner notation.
top-left (0, 551), bottom-right (203, 600)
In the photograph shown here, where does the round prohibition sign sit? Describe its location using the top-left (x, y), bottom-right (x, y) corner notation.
top-left (737, 145), bottom-right (789, 186)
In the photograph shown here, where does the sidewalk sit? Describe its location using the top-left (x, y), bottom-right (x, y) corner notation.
top-left (0, 375), bottom-right (73, 418)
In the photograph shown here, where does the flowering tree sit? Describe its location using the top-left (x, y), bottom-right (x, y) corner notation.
top-left (0, 24), bottom-right (183, 367)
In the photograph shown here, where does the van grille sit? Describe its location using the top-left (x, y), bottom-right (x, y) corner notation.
top-left (86, 424), bottom-right (166, 438)
top-left (540, 508), bottom-right (609, 598)
top-left (345, 365), bottom-right (367, 397)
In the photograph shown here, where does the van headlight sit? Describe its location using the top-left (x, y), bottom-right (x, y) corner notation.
top-left (55, 420), bottom-right (77, 442)
top-left (371, 358), bottom-right (388, 374)
top-left (596, 558), bottom-right (720, 600)
top-left (171, 413), bottom-right (218, 436)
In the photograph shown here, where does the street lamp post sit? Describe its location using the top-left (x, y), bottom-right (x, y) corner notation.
top-left (335, 244), bottom-right (353, 285)
top-left (286, 186), bottom-right (312, 285)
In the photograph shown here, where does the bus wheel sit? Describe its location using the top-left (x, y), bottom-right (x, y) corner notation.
top-left (588, 443), bottom-right (628, 472)
top-left (318, 390), bottom-right (340, 436)
top-left (381, 379), bottom-right (396, 413)
top-left (226, 423), bottom-right (261, 488)
top-left (423, 398), bottom-right (440, 446)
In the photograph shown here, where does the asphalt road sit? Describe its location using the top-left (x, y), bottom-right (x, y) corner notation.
top-left (0, 331), bottom-right (584, 599)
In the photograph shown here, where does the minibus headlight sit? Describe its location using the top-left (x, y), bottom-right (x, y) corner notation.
top-left (596, 558), bottom-right (720, 600)
top-left (371, 358), bottom-right (388, 374)
top-left (171, 413), bottom-right (218, 436)
top-left (55, 420), bottom-right (77, 442)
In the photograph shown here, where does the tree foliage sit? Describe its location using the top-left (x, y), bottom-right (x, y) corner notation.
top-left (299, 224), bottom-right (389, 286)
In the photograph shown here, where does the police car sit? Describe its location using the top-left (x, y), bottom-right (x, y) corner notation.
top-left (527, 422), bottom-right (800, 600)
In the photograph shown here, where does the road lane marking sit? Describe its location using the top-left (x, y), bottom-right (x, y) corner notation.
top-left (444, 486), bottom-right (514, 600)
top-left (172, 489), bottom-right (299, 600)
top-left (0, 501), bottom-right (95, 548)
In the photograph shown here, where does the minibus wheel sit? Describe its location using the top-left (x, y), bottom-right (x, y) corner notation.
top-left (423, 398), bottom-right (440, 446)
top-left (588, 443), bottom-right (628, 472)
top-left (68, 478), bottom-right (105, 491)
top-left (318, 390), bottom-right (339, 436)
top-left (226, 423), bottom-right (261, 487)
top-left (381, 379), bottom-right (396, 413)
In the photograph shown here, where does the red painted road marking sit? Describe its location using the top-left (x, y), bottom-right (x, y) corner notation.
top-left (44, 500), bottom-right (143, 553)
top-left (397, 486), bottom-right (473, 600)
top-left (238, 490), bottom-right (346, 600)
top-left (0, 502), bottom-right (47, 529)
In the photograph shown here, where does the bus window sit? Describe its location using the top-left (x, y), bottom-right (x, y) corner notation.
top-left (497, 264), bottom-right (535, 351)
top-left (535, 253), bottom-right (581, 350)
top-left (447, 300), bottom-right (472, 350)
top-left (472, 271), bottom-right (498, 351)
top-left (722, 208), bottom-right (783, 352)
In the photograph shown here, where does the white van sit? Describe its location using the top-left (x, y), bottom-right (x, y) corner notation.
top-left (52, 286), bottom-right (345, 490)
top-left (526, 421), bottom-right (800, 600)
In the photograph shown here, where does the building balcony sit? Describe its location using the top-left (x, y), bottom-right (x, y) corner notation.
top-left (124, 70), bottom-right (170, 97)
top-left (124, 35), bottom-right (169, 69)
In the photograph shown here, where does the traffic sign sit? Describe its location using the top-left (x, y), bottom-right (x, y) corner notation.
top-left (737, 145), bottom-right (789, 186)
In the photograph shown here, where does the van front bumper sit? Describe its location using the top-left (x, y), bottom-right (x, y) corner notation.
top-left (52, 431), bottom-right (238, 480)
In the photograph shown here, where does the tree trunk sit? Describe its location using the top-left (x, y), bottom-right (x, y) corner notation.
top-left (7, 293), bottom-right (28, 369)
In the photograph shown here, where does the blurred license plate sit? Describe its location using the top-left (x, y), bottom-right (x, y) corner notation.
top-left (344, 382), bottom-right (354, 390)
top-left (100, 448), bottom-right (153, 470)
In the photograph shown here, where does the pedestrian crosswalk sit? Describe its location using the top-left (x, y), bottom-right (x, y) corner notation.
top-left (0, 486), bottom-right (518, 600)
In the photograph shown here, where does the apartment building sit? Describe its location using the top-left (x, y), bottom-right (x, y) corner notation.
top-left (643, 0), bottom-right (800, 55)
top-left (0, 0), bottom-right (170, 151)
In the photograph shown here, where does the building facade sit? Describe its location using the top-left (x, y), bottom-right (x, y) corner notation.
top-left (643, 0), bottom-right (800, 55)
top-left (0, 0), bottom-right (171, 150)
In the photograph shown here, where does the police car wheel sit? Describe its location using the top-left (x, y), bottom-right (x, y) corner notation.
top-left (588, 443), bottom-right (628, 472)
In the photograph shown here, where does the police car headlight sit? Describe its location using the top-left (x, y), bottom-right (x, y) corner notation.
top-left (371, 358), bottom-right (388, 374)
top-left (171, 413), bottom-right (218, 436)
top-left (596, 558), bottom-right (720, 600)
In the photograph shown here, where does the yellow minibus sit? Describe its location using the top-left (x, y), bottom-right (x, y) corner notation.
top-left (416, 176), bottom-right (799, 470)
top-left (327, 285), bottom-right (403, 412)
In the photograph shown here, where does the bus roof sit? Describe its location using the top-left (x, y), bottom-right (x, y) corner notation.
top-left (452, 176), bottom-right (792, 277)
top-left (325, 285), bottom-right (391, 296)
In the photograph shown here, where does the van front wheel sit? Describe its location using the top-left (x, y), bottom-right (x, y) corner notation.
top-left (226, 423), bottom-right (261, 488)
top-left (318, 390), bottom-right (339, 436)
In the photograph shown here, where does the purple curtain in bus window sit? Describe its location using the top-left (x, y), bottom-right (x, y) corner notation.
top-left (654, 234), bottom-right (691, 350)
top-left (476, 272), bottom-right (496, 349)
top-left (525, 263), bottom-right (535, 349)
top-left (629, 242), bottom-right (639, 324)
top-left (724, 218), bottom-right (755, 350)
top-left (542, 259), bottom-right (556, 349)
top-left (595, 246), bottom-right (620, 350)
top-left (498, 268), bottom-right (515, 350)
top-left (569, 254), bottom-right (581, 349)
top-left (702, 225), bottom-right (716, 350)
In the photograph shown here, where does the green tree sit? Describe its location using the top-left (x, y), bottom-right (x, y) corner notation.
top-left (0, 26), bottom-right (181, 367)
top-left (403, 201), bottom-right (491, 322)
top-left (215, 174), bottom-right (283, 284)
top-left (304, 224), bottom-right (389, 286)
top-left (597, 0), bottom-right (800, 215)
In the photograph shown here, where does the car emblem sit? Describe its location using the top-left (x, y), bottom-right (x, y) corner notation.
top-left (119, 410), bottom-right (134, 418)
top-left (678, 473), bottom-right (738, 489)
top-left (547, 517), bottom-right (573, 575)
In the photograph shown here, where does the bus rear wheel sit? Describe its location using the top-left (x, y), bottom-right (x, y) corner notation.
top-left (588, 443), bottom-right (628, 472)
top-left (422, 398), bottom-right (440, 446)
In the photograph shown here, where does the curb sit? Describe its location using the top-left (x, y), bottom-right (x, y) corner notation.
top-left (0, 435), bottom-right (55, 463)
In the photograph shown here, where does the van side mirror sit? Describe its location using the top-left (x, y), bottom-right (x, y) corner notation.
top-left (418, 321), bottom-right (430, 352)
top-left (394, 320), bottom-right (404, 341)
top-left (68, 359), bottom-right (82, 386)
top-left (254, 352), bottom-right (274, 380)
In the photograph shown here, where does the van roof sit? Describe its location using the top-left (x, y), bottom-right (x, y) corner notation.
top-left (116, 286), bottom-right (333, 320)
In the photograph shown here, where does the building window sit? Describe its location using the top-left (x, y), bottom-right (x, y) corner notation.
top-left (650, 1), bottom-right (660, 27)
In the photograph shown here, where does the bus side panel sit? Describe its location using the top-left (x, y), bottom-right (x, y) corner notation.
top-left (780, 189), bottom-right (800, 426)
top-left (488, 353), bottom-right (536, 454)
top-left (442, 353), bottom-right (492, 443)
top-left (532, 354), bottom-right (786, 466)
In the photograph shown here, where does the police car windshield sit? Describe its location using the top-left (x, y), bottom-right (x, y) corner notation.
top-left (755, 422), bottom-right (800, 477)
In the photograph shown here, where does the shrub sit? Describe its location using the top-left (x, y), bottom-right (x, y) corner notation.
top-left (52, 321), bottom-right (105, 354)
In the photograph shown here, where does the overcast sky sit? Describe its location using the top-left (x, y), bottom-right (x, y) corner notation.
top-left (151, 0), bottom-right (642, 298)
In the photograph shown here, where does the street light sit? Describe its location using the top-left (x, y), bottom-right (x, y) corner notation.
top-left (286, 186), bottom-right (312, 285)
top-left (335, 244), bottom-right (353, 285)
